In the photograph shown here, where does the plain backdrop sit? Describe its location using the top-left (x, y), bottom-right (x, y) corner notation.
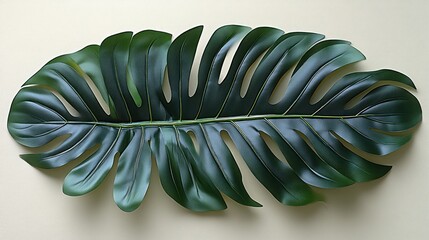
top-left (1, 0), bottom-right (428, 239)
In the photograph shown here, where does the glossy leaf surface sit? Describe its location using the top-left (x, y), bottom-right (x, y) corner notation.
top-left (8, 25), bottom-right (422, 212)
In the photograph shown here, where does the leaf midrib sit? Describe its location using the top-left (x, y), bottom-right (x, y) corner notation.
top-left (31, 114), bottom-right (378, 128)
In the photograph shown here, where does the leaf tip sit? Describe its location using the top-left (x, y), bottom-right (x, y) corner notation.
top-left (115, 201), bottom-right (141, 212)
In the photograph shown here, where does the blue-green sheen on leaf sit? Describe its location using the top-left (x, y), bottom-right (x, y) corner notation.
top-left (7, 25), bottom-right (422, 212)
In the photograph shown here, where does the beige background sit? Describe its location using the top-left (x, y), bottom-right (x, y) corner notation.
top-left (1, 0), bottom-right (428, 239)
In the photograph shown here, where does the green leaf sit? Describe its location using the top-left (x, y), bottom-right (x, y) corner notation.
top-left (113, 127), bottom-right (151, 212)
top-left (7, 25), bottom-right (422, 212)
top-left (151, 127), bottom-right (226, 211)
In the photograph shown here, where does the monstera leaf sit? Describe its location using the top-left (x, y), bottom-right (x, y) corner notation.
top-left (8, 25), bottom-right (421, 212)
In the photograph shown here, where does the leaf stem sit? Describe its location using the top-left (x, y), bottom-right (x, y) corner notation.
top-left (40, 114), bottom-right (366, 128)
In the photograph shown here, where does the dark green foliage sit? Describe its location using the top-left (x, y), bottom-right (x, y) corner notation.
top-left (8, 25), bottom-right (422, 212)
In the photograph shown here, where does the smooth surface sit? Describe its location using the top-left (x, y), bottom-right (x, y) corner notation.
top-left (1, 0), bottom-right (428, 239)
